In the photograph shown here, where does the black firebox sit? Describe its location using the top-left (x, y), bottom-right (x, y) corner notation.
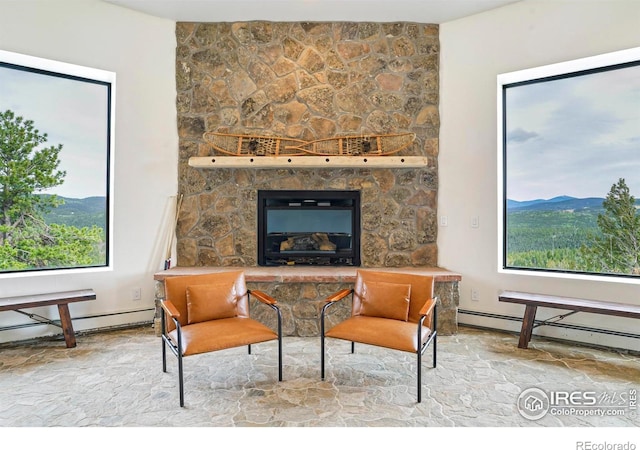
top-left (257, 190), bottom-right (361, 266)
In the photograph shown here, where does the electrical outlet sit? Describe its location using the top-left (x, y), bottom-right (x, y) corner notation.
top-left (471, 289), bottom-right (479, 302)
top-left (131, 288), bottom-right (141, 301)
top-left (470, 216), bottom-right (479, 228)
top-left (440, 216), bottom-right (448, 227)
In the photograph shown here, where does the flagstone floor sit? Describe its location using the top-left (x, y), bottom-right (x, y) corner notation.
top-left (0, 325), bottom-right (637, 432)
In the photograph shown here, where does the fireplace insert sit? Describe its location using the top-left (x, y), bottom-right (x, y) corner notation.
top-left (257, 190), bottom-right (361, 266)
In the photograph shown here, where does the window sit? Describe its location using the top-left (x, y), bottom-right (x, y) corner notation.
top-left (498, 47), bottom-right (640, 281)
top-left (0, 50), bottom-right (115, 276)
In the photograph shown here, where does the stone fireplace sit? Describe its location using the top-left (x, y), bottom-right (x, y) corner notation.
top-left (158, 21), bottom-right (461, 336)
top-left (175, 21), bottom-right (440, 268)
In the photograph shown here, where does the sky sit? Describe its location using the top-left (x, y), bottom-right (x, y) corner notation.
top-left (0, 62), bottom-right (110, 199)
top-left (504, 61), bottom-right (640, 202)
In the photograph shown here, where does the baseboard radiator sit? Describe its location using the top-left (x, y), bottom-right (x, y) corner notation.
top-left (0, 308), bottom-right (154, 333)
top-left (458, 309), bottom-right (640, 340)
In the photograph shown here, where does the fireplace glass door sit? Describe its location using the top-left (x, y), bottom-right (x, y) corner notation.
top-left (258, 190), bottom-right (360, 266)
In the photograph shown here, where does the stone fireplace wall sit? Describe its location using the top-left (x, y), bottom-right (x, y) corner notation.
top-left (175, 21), bottom-right (440, 267)
top-left (169, 22), bottom-right (458, 335)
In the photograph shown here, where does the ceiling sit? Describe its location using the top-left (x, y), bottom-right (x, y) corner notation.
top-left (101, 0), bottom-right (523, 23)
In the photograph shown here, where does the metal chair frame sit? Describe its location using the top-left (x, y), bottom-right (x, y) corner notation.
top-left (320, 289), bottom-right (437, 403)
top-left (161, 290), bottom-right (282, 407)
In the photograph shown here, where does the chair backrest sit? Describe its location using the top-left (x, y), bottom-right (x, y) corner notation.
top-left (353, 270), bottom-right (435, 324)
top-left (163, 271), bottom-right (249, 329)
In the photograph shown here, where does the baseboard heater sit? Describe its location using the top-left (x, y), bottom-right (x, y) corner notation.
top-left (0, 307), bottom-right (154, 333)
top-left (458, 308), bottom-right (640, 340)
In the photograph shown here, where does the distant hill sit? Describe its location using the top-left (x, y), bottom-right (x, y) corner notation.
top-left (507, 196), bottom-right (606, 212)
top-left (507, 196), bottom-right (574, 209)
top-left (40, 195), bottom-right (107, 229)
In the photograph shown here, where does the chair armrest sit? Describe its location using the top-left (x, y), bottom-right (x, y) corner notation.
top-left (160, 299), bottom-right (181, 320)
top-left (249, 290), bottom-right (278, 306)
top-left (419, 297), bottom-right (438, 317)
top-left (325, 288), bottom-right (353, 303)
top-left (248, 290), bottom-right (282, 338)
top-left (321, 288), bottom-right (354, 335)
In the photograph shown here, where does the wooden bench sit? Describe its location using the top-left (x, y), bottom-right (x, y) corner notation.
top-left (498, 290), bottom-right (640, 349)
top-left (0, 289), bottom-right (96, 348)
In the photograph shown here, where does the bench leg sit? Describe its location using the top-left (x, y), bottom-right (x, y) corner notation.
top-left (57, 304), bottom-right (77, 348)
top-left (518, 305), bottom-right (537, 349)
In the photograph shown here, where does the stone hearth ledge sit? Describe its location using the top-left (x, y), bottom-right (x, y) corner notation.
top-left (153, 266), bottom-right (461, 336)
top-left (153, 266), bottom-right (460, 283)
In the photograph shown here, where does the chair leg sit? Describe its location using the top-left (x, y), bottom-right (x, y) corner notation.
top-left (351, 341), bottom-right (355, 353)
top-left (161, 315), bottom-right (185, 407)
top-left (175, 322), bottom-right (185, 407)
top-left (162, 335), bottom-right (167, 373)
top-left (276, 304), bottom-right (283, 381)
top-left (178, 351), bottom-right (184, 407)
top-left (277, 333), bottom-right (283, 381)
top-left (433, 333), bottom-right (437, 368)
top-left (320, 303), bottom-right (328, 380)
top-left (417, 348), bottom-right (422, 403)
top-left (321, 333), bottom-right (326, 379)
top-left (416, 304), bottom-right (437, 403)
top-left (161, 314), bottom-right (167, 373)
top-left (248, 344), bottom-right (252, 355)
top-left (433, 305), bottom-right (438, 368)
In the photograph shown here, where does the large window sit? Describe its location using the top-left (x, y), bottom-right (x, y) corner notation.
top-left (498, 47), bottom-right (640, 281)
top-left (0, 50), bottom-right (114, 276)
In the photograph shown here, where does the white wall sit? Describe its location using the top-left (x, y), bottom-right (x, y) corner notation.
top-left (0, 0), bottom-right (177, 343)
top-left (440, 1), bottom-right (640, 351)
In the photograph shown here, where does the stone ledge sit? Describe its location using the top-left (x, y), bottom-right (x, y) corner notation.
top-left (154, 266), bottom-right (462, 283)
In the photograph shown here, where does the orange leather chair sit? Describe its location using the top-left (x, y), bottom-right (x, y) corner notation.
top-left (320, 270), bottom-right (437, 402)
top-left (160, 271), bottom-right (282, 406)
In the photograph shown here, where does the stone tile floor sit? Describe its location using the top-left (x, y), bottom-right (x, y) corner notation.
top-left (0, 325), bottom-right (638, 446)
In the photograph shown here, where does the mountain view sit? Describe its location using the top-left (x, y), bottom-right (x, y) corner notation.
top-left (507, 196), bottom-right (607, 212)
top-left (506, 196), bottom-right (604, 273)
top-left (506, 194), bottom-right (640, 275)
top-left (41, 195), bottom-right (107, 229)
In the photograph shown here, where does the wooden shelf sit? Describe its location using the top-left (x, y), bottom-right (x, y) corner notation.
top-left (188, 155), bottom-right (428, 169)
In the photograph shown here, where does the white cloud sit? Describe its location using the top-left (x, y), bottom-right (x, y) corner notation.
top-left (505, 63), bottom-right (640, 200)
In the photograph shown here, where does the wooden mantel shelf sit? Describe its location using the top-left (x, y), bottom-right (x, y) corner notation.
top-left (189, 155), bottom-right (428, 169)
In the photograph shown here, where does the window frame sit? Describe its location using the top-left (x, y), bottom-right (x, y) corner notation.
top-left (0, 49), bottom-right (115, 278)
top-left (497, 47), bottom-right (640, 284)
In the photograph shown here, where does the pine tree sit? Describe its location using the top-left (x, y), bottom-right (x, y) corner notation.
top-left (0, 109), bottom-right (66, 244)
top-left (0, 109), bottom-right (103, 270)
top-left (581, 178), bottom-right (640, 275)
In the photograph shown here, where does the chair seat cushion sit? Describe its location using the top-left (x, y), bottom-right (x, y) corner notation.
top-left (169, 317), bottom-right (278, 356)
top-left (325, 315), bottom-right (432, 353)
